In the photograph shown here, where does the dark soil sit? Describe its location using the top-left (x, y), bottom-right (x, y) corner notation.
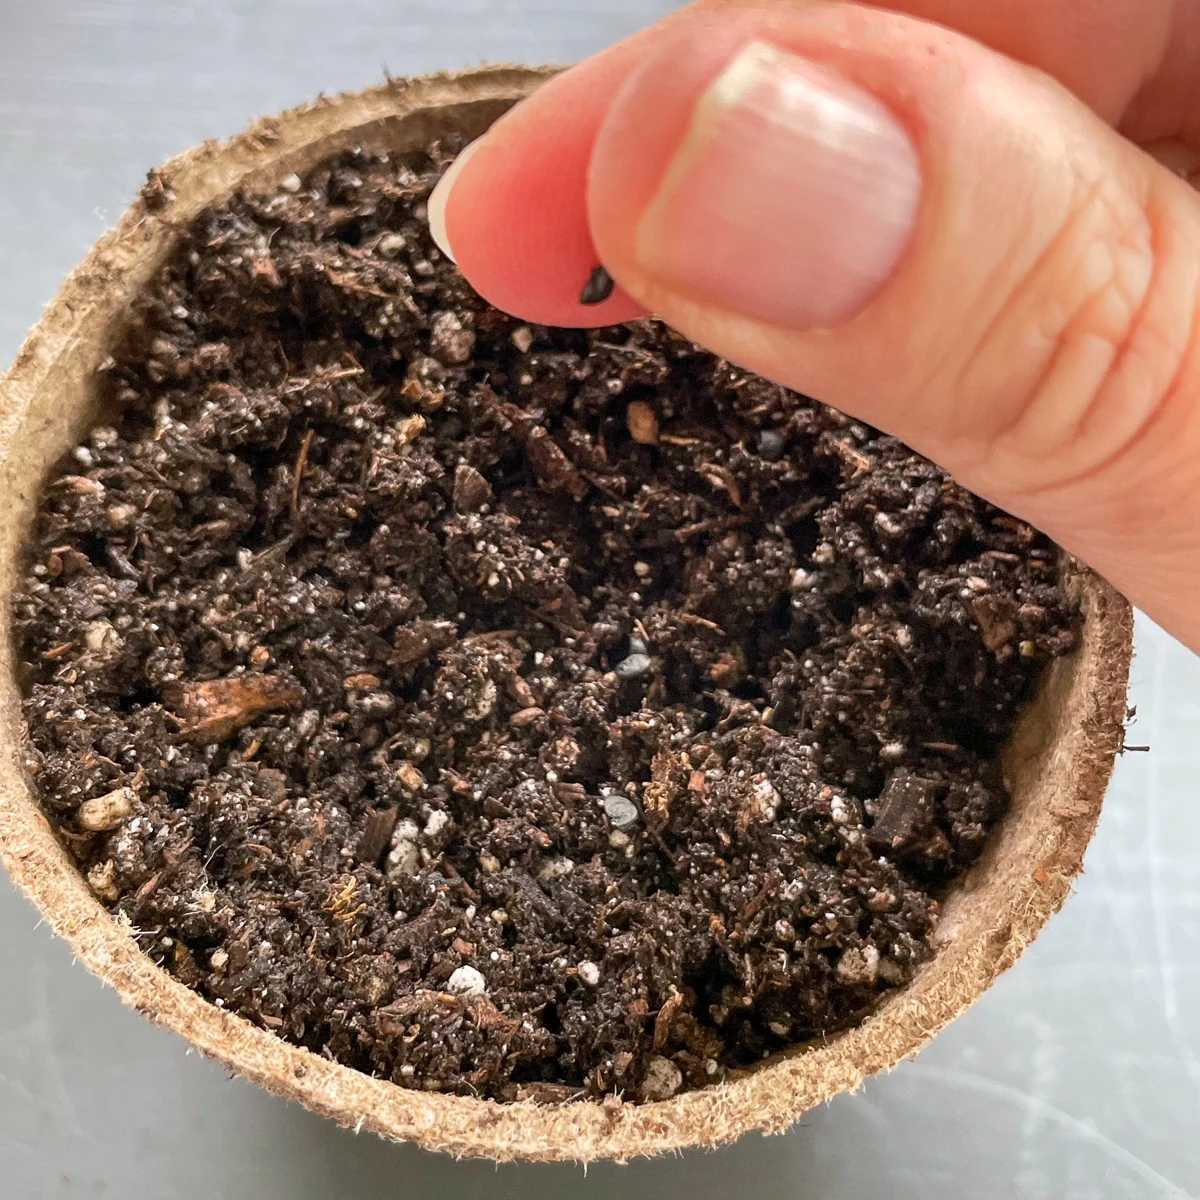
top-left (14, 137), bottom-right (1078, 1104)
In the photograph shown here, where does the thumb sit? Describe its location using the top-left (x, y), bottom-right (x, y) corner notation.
top-left (433, 5), bottom-right (1200, 649)
top-left (584, 6), bottom-right (1200, 645)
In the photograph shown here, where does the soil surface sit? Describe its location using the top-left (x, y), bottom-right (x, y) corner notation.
top-left (15, 138), bottom-right (1078, 1103)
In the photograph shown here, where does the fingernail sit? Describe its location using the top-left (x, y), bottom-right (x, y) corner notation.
top-left (428, 138), bottom-right (484, 263)
top-left (636, 41), bottom-right (922, 328)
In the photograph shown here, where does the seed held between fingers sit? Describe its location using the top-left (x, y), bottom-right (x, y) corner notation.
top-left (580, 265), bottom-right (615, 306)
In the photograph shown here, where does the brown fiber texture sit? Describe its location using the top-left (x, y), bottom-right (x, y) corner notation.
top-left (0, 68), bottom-right (1133, 1162)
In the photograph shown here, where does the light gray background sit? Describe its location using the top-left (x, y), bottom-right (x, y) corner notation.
top-left (1, 3), bottom-right (1197, 1197)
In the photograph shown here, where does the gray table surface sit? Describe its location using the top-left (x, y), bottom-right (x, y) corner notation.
top-left (2, 3), bottom-right (1198, 1197)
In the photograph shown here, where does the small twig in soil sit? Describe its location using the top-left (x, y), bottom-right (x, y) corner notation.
top-left (291, 428), bottom-right (315, 514)
top-left (675, 612), bottom-right (725, 633)
top-left (668, 514), bottom-right (749, 544)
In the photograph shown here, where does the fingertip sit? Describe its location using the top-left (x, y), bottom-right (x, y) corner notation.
top-left (439, 118), bottom-right (647, 327)
top-left (430, 64), bottom-right (650, 327)
top-left (428, 138), bottom-right (482, 263)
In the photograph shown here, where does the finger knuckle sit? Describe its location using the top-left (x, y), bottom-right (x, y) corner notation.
top-left (973, 171), bottom-right (1198, 500)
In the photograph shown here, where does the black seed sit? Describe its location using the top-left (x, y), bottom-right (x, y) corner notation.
top-left (579, 265), bottom-right (615, 306)
top-left (757, 430), bottom-right (785, 461)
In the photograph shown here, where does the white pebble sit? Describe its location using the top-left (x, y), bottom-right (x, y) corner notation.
top-left (749, 778), bottom-right (780, 823)
top-left (537, 856), bottom-right (574, 883)
top-left (423, 809), bottom-right (450, 839)
top-left (83, 620), bottom-right (121, 656)
top-left (641, 1056), bottom-right (683, 1102)
top-left (830, 795), bottom-right (854, 826)
top-left (447, 965), bottom-right (487, 997)
top-left (615, 652), bottom-right (653, 680)
top-left (753, 779), bottom-right (779, 805)
top-left (377, 232), bottom-right (406, 257)
top-left (77, 786), bottom-right (135, 832)
top-left (387, 820), bottom-right (420, 877)
top-left (86, 860), bottom-right (118, 901)
top-left (429, 310), bottom-right (475, 365)
top-left (602, 793), bottom-right (640, 830)
top-left (836, 945), bottom-right (881, 986)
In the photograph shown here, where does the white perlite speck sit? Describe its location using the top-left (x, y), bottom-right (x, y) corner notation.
top-left (640, 1055), bottom-right (683, 1101)
top-left (83, 620), bottom-right (121, 656)
top-left (830, 795), bottom-right (855, 826)
top-left (423, 809), bottom-right (450, 839)
top-left (614, 652), bottom-right (653, 680)
top-left (537, 856), bottom-right (574, 883)
top-left (447, 965), bottom-right (487, 997)
top-left (577, 961), bottom-right (600, 987)
top-left (743, 778), bottom-right (779, 824)
top-left (86, 859), bottom-right (119, 901)
top-left (377, 232), bottom-right (407, 258)
top-left (429, 310), bottom-right (475, 365)
top-left (387, 819), bottom-right (420, 877)
top-left (836, 944), bottom-right (880, 986)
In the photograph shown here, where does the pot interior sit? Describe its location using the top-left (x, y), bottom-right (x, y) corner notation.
top-left (0, 71), bottom-right (1130, 1160)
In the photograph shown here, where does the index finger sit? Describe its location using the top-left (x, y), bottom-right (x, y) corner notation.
top-left (433, 0), bottom-right (1188, 326)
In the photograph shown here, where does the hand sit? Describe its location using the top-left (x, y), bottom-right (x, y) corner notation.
top-left (427, 0), bottom-right (1200, 651)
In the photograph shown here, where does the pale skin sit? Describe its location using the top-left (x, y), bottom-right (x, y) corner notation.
top-left (426, 0), bottom-right (1200, 652)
